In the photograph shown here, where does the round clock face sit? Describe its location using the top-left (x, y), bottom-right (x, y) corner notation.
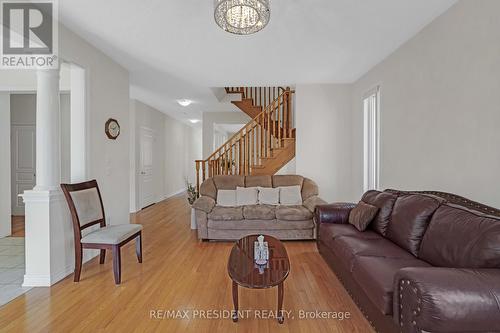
top-left (106, 119), bottom-right (120, 139)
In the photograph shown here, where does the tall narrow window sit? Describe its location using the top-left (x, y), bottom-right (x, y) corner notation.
top-left (363, 87), bottom-right (380, 192)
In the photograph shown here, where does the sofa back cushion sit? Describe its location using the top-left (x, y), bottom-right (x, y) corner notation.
top-left (200, 178), bottom-right (217, 199)
top-left (386, 194), bottom-right (442, 256)
top-left (361, 190), bottom-right (398, 236)
top-left (213, 175), bottom-right (245, 190)
top-left (245, 175), bottom-right (272, 188)
top-left (272, 175), bottom-right (304, 188)
top-left (419, 204), bottom-right (500, 268)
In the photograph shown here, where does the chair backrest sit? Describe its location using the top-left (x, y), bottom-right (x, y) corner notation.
top-left (61, 180), bottom-right (106, 240)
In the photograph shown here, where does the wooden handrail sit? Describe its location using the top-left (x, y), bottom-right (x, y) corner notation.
top-left (195, 87), bottom-right (294, 194)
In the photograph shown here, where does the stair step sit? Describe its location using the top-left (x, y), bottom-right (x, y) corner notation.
top-left (251, 165), bottom-right (265, 169)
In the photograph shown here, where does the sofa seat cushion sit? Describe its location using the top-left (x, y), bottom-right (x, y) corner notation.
top-left (208, 219), bottom-right (313, 230)
top-left (243, 205), bottom-right (276, 220)
top-left (207, 206), bottom-right (243, 221)
top-left (330, 236), bottom-right (415, 272)
top-left (319, 224), bottom-right (381, 249)
top-left (352, 256), bottom-right (431, 315)
top-left (276, 205), bottom-right (312, 221)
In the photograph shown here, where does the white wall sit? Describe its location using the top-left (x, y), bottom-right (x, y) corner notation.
top-left (295, 85), bottom-right (354, 202)
top-left (164, 114), bottom-right (198, 198)
top-left (0, 93), bottom-right (11, 238)
top-left (295, 1), bottom-right (500, 207)
top-left (131, 100), bottom-right (166, 211)
top-left (202, 112), bottom-right (250, 159)
top-left (59, 25), bottom-right (130, 226)
top-left (351, 0), bottom-right (500, 206)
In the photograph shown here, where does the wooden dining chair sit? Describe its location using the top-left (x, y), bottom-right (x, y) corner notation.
top-left (61, 180), bottom-right (143, 284)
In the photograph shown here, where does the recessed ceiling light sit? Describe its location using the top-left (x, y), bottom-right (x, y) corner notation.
top-left (177, 99), bottom-right (193, 107)
top-left (189, 119), bottom-right (201, 124)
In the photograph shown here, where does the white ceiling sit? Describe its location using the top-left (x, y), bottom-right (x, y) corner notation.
top-left (59, 0), bottom-right (457, 123)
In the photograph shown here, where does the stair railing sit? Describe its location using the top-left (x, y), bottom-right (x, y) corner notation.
top-left (225, 86), bottom-right (286, 110)
top-left (195, 87), bottom-right (294, 194)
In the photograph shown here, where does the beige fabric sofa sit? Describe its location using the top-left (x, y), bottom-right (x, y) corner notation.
top-left (192, 175), bottom-right (326, 241)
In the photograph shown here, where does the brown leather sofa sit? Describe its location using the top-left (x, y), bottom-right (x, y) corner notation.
top-left (316, 189), bottom-right (500, 333)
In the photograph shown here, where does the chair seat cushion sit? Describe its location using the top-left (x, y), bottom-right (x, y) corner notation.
top-left (276, 205), bottom-right (312, 221)
top-left (208, 206), bottom-right (243, 221)
top-left (243, 205), bottom-right (276, 220)
top-left (81, 224), bottom-right (142, 245)
top-left (352, 256), bottom-right (431, 315)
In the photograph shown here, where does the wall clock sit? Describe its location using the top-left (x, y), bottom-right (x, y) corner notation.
top-left (105, 118), bottom-right (121, 140)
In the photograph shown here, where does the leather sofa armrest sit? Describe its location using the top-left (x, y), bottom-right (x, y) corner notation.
top-left (192, 196), bottom-right (216, 213)
top-left (303, 196), bottom-right (327, 213)
top-left (393, 267), bottom-right (500, 333)
top-left (315, 203), bottom-right (356, 224)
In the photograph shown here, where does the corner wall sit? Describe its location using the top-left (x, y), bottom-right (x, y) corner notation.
top-left (0, 93), bottom-right (11, 238)
top-left (295, 85), bottom-right (354, 202)
top-left (351, 0), bottom-right (500, 206)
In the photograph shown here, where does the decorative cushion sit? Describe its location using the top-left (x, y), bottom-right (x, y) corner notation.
top-left (243, 205), bottom-right (276, 220)
top-left (276, 205), bottom-right (312, 221)
top-left (348, 201), bottom-right (379, 231)
top-left (386, 194), bottom-right (442, 257)
top-left (208, 206), bottom-right (243, 221)
top-left (81, 224), bottom-right (142, 245)
top-left (361, 190), bottom-right (398, 236)
top-left (236, 187), bottom-right (258, 206)
top-left (70, 188), bottom-right (103, 227)
top-left (216, 190), bottom-right (236, 207)
top-left (258, 187), bottom-right (280, 205)
top-left (279, 186), bottom-right (303, 205)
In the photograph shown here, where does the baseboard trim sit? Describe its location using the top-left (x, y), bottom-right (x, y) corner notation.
top-left (23, 251), bottom-right (99, 287)
top-left (164, 189), bottom-right (186, 200)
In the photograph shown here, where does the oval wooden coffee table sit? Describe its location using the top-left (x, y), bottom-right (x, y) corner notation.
top-left (228, 234), bottom-right (290, 324)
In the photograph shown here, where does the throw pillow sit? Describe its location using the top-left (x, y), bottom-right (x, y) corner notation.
top-left (217, 190), bottom-right (236, 207)
top-left (258, 187), bottom-right (280, 205)
top-left (236, 187), bottom-right (258, 206)
top-left (349, 201), bottom-right (379, 231)
top-left (279, 185), bottom-right (302, 205)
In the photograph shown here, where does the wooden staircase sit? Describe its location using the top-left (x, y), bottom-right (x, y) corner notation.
top-left (195, 87), bottom-right (295, 193)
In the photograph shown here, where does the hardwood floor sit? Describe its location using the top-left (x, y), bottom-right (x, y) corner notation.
top-left (0, 196), bottom-right (374, 333)
top-left (11, 216), bottom-right (25, 237)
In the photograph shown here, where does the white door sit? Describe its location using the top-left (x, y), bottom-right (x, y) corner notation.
top-left (139, 127), bottom-right (155, 209)
top-left (11, 125), bottom-right (36, 216)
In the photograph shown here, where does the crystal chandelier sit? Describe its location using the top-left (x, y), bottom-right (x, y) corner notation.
top-left (214, 0), bottom-right (271, 35)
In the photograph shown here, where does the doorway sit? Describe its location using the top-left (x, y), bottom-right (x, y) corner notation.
top-left (139, 126), bottom-right (155, 209)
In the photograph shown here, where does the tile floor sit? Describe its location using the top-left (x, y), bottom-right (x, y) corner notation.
top-left (0, 237), bottom-right (31, 307)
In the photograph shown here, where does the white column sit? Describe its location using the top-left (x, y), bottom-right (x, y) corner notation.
top-left (23, 69), bottom-right (73, 287)
top-left (35, 69), bottom-right (61, 190)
